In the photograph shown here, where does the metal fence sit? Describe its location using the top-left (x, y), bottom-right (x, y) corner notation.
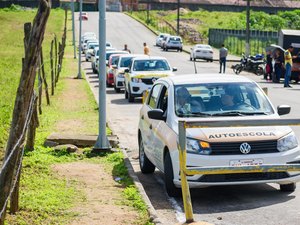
top-left (178, 118), bottom-right (300, 224)
top-left (209, 28), bottom-right (279, 56)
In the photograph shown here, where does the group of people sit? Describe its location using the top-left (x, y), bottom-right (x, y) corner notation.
top-left (265, 45), bottom-right (296, 88)
top-left (122, 42), bottom-right (150, 55)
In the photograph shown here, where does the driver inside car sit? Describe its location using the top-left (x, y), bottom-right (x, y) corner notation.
top-left (175, 87), bottom-right (205, 115)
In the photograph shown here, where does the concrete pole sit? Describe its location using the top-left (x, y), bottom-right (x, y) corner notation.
top-left (77, 0), bottom-right (82, 79)
top-left (177, 0), bottom-right (180, 36)
top-left (94, 0), bottom-right (110, 150)
top-left (71, 0), bottom-right (76, 59)
top-left (245, 0), bottom-right (250, 56)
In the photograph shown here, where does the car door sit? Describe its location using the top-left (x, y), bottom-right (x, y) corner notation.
top-left (148, 84), bottom-right (169, 171)
top-left (140, 83), bottom-right (163, 164)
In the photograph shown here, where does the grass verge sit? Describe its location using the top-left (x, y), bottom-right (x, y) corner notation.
top-left (2, 7), bottom-right (153, 225)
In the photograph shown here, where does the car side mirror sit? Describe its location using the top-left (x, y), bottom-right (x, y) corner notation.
top-left (277, 105), bottom-right (291, 115)
top-left (172, 67), bottom-right (177, 72)
top-left (124, 68), bottom-right (130, 73)
top-left (148, 109), bottom-right (165, 121)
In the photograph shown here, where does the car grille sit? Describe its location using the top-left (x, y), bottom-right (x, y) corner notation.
top-left (210, 140), bottom-right (278, 155)
top-left (198, 172), bottom-right (289, 183)
top-left (141, 78), bottom-right (154, 85)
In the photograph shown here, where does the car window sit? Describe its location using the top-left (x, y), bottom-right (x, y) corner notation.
top-left (174, 82), bottom-right (274, 116)
top-left (148, 84), bottom-right (162, 109)
top-left (120, 57), bottom-right (133, 68)
top-left (133, 59), bottom-right (170, 71)
top-left (157, 86), bottom-right (168, 113)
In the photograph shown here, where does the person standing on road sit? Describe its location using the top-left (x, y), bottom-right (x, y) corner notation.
top-left (143, 42), bottom-right (150, 55)
top-left (219, 44), bottom-right (228, 73)
top-left (284, 45), bottom-right (294, 88)
top-left (274, 49), bottom-right (283, 83)
top-left (123, 44), bottom-right (131, 53)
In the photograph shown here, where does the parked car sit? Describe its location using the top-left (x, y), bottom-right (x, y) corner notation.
top-left (156, 33), bottom-right (170, 47)
top-left (112, 54), bottom-right (143, 93)
top-left (81, 36), bottom-right (97, 53)
top-left (91, 47), bottom-right (116, 73)
top-left (95, 50), bottom-right (129, 74)
top-left (83, 40), bottom-right (98, 55)
top-left (79, 12), bottom-right (88, 20)
top-left (162, 35), bottom-right (183, 52)
top-left (190, 44), bottom-right (214, 62)
top-left (124, 56), bottom-right (177, 102)
top-left (106, 54), bottom-right (125, 87)
top-left (138, 74), bottom-right (300, 197)
top-left (85, 42), bottom-right (99, 62)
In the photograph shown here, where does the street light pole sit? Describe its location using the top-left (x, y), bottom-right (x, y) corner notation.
top-left (71, 0), bottom-right (76, 59)
top-left (245, 0), bottom-right (250, 56)
top-left (177, 0), bottom-right (180, 36)
top-left (77, 0), bottom-right (82, 79)
top-left (94, 0), bottom-right (110, 151)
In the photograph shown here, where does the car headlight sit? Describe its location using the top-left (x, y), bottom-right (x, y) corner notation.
top-left (277, 132), bottom-right (298, 152)
top-left (131, 77), bottom-right (142, 83)
top-left (117, 73), bottom-right (124, 78)
top-left (186, 138), bottom-right (211, 155)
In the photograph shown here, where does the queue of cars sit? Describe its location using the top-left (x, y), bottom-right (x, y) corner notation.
top-left (82, 31), bottom-right (300, 197)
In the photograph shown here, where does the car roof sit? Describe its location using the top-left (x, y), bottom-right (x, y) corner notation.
top-left (119, 54), bottom-right (144, 59)
top-left (159, 74), bottom-right (255, 85)
top-left (195, 44), bottom-right (211, 48)
top-left (132, 56), bottom-right (168, 60)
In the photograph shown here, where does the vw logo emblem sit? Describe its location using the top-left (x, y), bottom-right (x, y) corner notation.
top-left (152, 78), bottom-right (157, 83)
top-left (240, 142), bottom-right (251, 154)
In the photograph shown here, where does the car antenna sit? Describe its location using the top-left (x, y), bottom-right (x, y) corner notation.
top-left (193, 60), bottom-right (198, 74)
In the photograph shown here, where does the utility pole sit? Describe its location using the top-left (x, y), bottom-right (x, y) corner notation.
top-left (77, 0), bottom-right (82, 79)
top-left (245, 0), bottom-right (250, 56)
top-left (71, 0), bottom-right (76, 59)
top-left (94, 0), bottom-right (110, 151)
top-left (177, 0), bottom-right (180, 36)
top-left (146, 0), bottom-right (150, 24)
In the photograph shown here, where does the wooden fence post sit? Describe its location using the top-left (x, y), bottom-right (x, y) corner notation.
top-left (25, 94), bottom-right (39, 151)
top-left (0, 1), bottom-right (50, 223)
top-left (50, 39), bottom-right (54, 95)
top-left (38, 56), bottom-right (43, 115)
top-left (40, 48), bottom-right (50, 105)
top-left (54, 34), bottom-right (58, 86)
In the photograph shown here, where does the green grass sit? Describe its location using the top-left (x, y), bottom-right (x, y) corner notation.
top-left (2, 6), bottom-right (151, 225)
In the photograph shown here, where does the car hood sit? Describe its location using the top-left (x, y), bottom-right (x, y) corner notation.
top-left (130, 70), bottom-right (174, 78)
top-left (173, 115), bottom-right (293, 142)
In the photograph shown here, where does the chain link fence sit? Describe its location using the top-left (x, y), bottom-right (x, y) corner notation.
top-left (209, 28), bottom-right (279, 56)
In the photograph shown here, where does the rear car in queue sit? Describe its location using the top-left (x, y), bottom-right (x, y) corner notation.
top-left (138, 74), bottom-right (300, 197)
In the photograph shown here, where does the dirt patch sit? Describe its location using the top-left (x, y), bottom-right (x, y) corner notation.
top-left (52, 162), bottom-right (139, 225)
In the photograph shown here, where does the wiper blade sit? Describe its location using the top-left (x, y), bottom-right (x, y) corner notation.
top-left (177, 112), bottom-right (212, 117)
top-left (212, 111), bottom-right (268, 116)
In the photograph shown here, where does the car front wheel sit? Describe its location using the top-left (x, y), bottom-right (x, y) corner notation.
top-left (280, 183), bottom-right (296, 192)
top-left (139, 135), bottom-right (155, 173)
top-left (164, 151), bottom-right (181, 197)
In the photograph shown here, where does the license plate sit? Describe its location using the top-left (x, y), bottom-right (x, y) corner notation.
top-left (229, 159), bottom-right (263, 167)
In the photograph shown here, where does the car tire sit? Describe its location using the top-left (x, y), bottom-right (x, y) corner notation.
top-left (164, 151), bottom-right (181, 197)
top-left (114, 85), bottom-right (121, 93)
top-left (128, 91), bottom-right (134, 102)
top-left (280, 183), bottom-right (296, 192)
top-left (190, 56), bottom-right (192, 61)
top-left (92, 67), bottom-right (96, 74)
top-left (165, 48), bottom-right (168, 52)
top-left (139, 135), bottom-right (155, 173)
top-left (125, 88), bottom-right (128, 99)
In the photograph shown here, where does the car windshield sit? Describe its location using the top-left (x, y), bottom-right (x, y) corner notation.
top-left (174, 82), bottom-right (274, 117)
top-left (133, 59), bottom-right (170, 71)
top-left (106, 52), bottom-right (127, 60)
top-left (120, 57), bottom-right (133, 67)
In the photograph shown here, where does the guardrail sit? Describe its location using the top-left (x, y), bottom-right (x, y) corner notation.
top-left (178, 118), bottom-right (300, 224)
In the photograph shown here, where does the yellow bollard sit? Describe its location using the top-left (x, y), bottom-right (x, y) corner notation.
top-left (262, 87), bottom-right (268, 95)
top-left (142, 90), bottom-right (149, 104)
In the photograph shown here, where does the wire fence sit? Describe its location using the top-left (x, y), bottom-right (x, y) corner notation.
top-left (209, 28), bottom-right (279, 56)
top-left (0, 6), bottom-right (68, 223)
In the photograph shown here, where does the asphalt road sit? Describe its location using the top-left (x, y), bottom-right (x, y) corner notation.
top-left (75, 12), bottom-right (300, 225)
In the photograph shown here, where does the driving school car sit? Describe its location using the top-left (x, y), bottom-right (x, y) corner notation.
top-left (138, 74), bottom-right (300, 197)
top-left (124, 56), bottom-right (177, 102)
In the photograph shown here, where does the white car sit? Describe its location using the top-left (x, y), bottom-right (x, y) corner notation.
top-left (84, 40), bottom-right (98, 55)
top-left (81, 36), bottom-right (97, 53)
top-left (124, 56), bottom-right (177, 102)
top-left (156, 33), bottom-right (170, 47)
top-left (85, 42), bottom-right (99, 61)
top-left (162, 35), bottom-right (183, 52)
top-left (190, 44), bottom-right (213, 62)
top-left (91, 47), bottom-right (116, 73)
top-left (138, 74), bottom-right (300, 197)
top-left (112, 54), bottom-right (143, 93)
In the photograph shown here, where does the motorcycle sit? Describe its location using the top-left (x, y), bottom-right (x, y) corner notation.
top-left (232, 53), bottom-right (266, 75)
